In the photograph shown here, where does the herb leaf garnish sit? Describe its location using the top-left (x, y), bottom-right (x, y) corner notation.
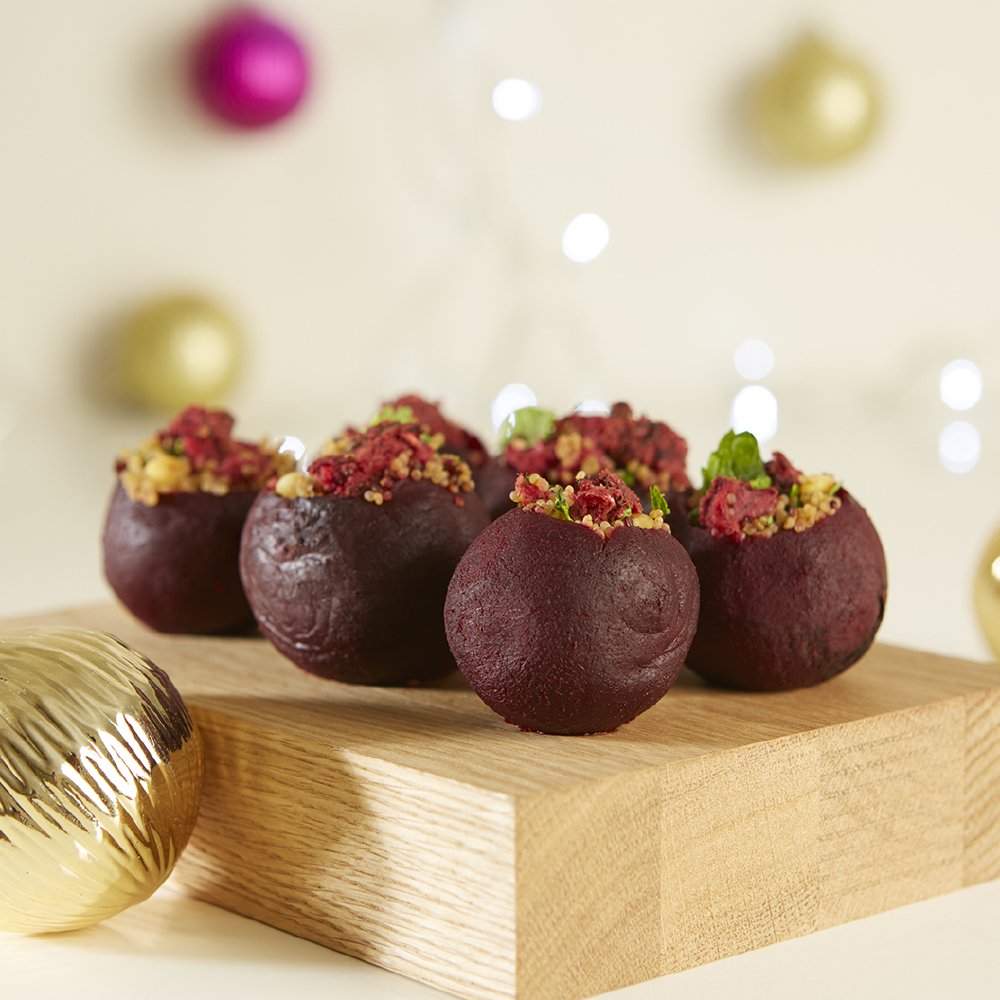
top-left (498, 406), bottom-right (556, 448)
top-left (701, 430), bottom-right (772, 489)
top-left (551, 485), bottom-right (572, 520)
top-left (649, 485), bottom-right (670, 516)
top-left (371, 404), bottom-right (415, 426)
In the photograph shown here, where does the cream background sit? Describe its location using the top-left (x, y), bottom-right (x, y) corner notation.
top-left (1, 0), bottom-right (999, 660)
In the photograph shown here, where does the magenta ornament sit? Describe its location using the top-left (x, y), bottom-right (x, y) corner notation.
top-left (193, 8), bottom-right (310, 128)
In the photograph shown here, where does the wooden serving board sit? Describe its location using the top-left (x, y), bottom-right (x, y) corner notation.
top-left (6, 603), bottom-right (1000, 1000)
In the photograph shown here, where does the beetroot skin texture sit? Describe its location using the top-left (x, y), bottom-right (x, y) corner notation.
top-left (474, 457), bottom-right (519, 520)
top-left (443, 511), bottom-right (700, 734)
top-left (240, 478), bottom-right (491, 684)
top-left (670, 489), bottom-right (887, 691)
top-left (103, 482), bottom-right (257, 634)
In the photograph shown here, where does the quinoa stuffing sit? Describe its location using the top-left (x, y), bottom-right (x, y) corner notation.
top-left (504, 402), bottom-right (690, 492)
top-left (273, 420), bottom-right (475, 506)
top-left (692, 431), bottom-right (841, 542)
top-left (512, 469), bottom-right (671, 539)
top-left (116, 405), bottom-right (294, 507)
top-left (378, 394), bottom-right (488, 470)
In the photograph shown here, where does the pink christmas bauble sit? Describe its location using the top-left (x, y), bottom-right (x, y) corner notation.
top-left (193, 8), bottom-right (310, 128)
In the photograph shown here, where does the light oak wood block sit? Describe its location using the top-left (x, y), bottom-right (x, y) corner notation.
top-left (5, 603), bottom-right (1000, 1000)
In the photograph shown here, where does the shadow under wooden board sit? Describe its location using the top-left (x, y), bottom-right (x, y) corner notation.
top-left (5, 602), bottom-right (1000, 1000)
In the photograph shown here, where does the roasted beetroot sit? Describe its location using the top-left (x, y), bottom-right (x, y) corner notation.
top-left (444, 472), bottom-right (700, 734)
top-left (104, 485), bottom-right (256, 634)
top-left (240, 420), bottom-right (490, 684)
top-left (669, 431), bottom-right (887, 690)
top-left (103, 406), bottom-right (291, 634)
top-left (472, 455), bottom-right (523, 521)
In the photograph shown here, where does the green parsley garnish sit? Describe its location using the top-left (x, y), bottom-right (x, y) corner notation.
top-left (551, 485), bottom-right (572, 521)
top-left (498, 406), bottom-right (556, 448)
top-left (370, 404), bottom-right (415, 426)
top-left (648, 485), bottom-right (670, 516)
top-left (701, 429), bottom-right (772, 490)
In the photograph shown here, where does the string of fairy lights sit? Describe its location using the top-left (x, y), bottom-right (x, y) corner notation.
top-left (489, 67), bottom-right (984, 477)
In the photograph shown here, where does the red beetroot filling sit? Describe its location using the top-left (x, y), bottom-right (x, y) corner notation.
top-left (506, 433), bottom-right (613, 479)
top-left (699, 477), bottom-right (778, 542)
top-left (514, 470), bottom-right (644, 525)
top-left (504, 402), bottom-right (690, 490)
top-left (764, 451), bottom-right (803, 493)
top-left (386, 394), bottom-right (487, 468)
top-left (307, 422), bottom-right (468, 501)
top-left (572, 471), bottom-right (643, 522)
top-left (572, 402), bottom-right (690, 489)
top-left (117, 405), bottom-right (277, 490)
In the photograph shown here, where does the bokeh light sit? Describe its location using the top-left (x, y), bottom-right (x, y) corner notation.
top-left (562, 214), bottom-right (610, 263)
top-left (277, 436), bottom-right (307, 463)
top-left (492, 78), bottom-right (542, 121)
top-left (939, 421), bottom-right (980, 473)
top-left (730, 385), bottom-right (778, 444)
top-left (575, 399), bottom-right (610, 415)
top-left (940, 359), bottom-right (982, 411)
top-left (819, 76), bottom-right (871, 131)
top-left (491, 383), bottom-right (537, 431)
top-left (734, 339), bottom-right (775, 381)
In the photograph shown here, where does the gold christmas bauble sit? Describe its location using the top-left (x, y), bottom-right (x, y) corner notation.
top-left (974, 525), bottom-right (1000, 660)
top-left (753, 35), bottom-right (880, 165)
top-left (115, 294), bottom-right (244, 412)
top-left (0, 628), bottom-right (203, 933)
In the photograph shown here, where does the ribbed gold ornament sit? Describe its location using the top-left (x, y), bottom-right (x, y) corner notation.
top-left (0, 628), bottom-right (203, 933)
top-left (753, 35), bottom-right (881, 165)
top-left (974, 525), bottom-right (1000, 660)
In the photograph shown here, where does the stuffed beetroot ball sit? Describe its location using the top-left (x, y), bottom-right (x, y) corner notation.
top-left (444, 471), bottom-right (700, 734)
top-left (668, 430), bottom-right (887, 691)
top-left (240, 419), bottom-right (490, 685)
top-left (103, 405), bottom-right (293, 634)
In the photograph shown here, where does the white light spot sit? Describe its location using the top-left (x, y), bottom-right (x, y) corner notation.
top-left (562, 214), bottom-right (610, 263)
top-left (491, 383), bottom-right (537, 432)
top-left (730, 385), bottom-right (778, 444)
top-left (171, 320), bottom-right (232, 384)
top-left (277, 436), bottom-right (307, 463)
top-left (991, 555), bottom-right (1000, 583)
top-left (939, 421), bottom-right (980, 473)
top-left (492, 78), bottom-right (542, 121)
top-left (940, 359), bottom-right (982, 411)
top-left (575, 399), bottom-right (610, 416)
top-left (818, 76), bottom-right (870, 130)
top-left (734, 339), bottom-right (775, 381)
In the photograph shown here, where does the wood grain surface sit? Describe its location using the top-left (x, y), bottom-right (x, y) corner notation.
top-left (5, 603), bottom-right (1000, 1000)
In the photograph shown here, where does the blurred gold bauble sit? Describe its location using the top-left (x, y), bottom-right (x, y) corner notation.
top-left (753, 35), bottom-right (881, 164)
top-left (115, 294), bottom-right (244, 412)
top-left (974, 525), bottom-right (1000, 659)
top-left (0, 628), bottom-right (203, 933)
